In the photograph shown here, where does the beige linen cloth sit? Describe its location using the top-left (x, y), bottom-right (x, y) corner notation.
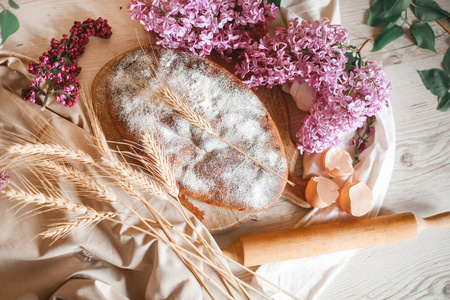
top-left (0, 52), bottom-right (235, 299)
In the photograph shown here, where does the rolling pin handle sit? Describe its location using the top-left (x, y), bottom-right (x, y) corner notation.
top-left (422, 211), bottom-right (450, 230)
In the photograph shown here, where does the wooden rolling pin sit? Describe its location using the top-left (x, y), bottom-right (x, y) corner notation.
top-left (221, 212), bottom-right (450, 267)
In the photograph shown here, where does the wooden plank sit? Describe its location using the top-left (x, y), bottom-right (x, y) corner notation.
top-left (320, 0), bottom-right (450, 298)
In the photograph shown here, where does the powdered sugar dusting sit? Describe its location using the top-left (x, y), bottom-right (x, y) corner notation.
top-left (107, 48), bottom-right (287, 210)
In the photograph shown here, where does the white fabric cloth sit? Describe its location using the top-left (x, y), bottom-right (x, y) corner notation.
top-left (251, 1), bottom-right (396, 299)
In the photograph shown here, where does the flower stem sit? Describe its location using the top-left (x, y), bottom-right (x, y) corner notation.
top-left (357, 39), bottom-right (373, 52)
top-left (346, 86), bottom-right (354, 96)
top-left (41, 80), bottom-right (55, 111)
top-left (356, 39), bottom-right (373, 66)
top-left (351, 116), bottom-right (375, 166)
top-left (150, 4), bottom-right (166, 14)
top-left (67, 32), bottom-right (74, 50)
top-left (401, 10), bottom-right (411, 27)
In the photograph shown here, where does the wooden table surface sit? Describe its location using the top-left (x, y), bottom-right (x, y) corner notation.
top-left (4, 0), bottom-right (450, 299)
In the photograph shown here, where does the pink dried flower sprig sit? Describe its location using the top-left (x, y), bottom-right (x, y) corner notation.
top-left (0, 172), bottom-right (10, 190)
top-left (128, 0), bottom-right (277, 59)
top-left (22, 18), bottom-right (112, 110)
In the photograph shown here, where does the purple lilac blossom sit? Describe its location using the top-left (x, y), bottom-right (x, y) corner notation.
top-left (0, 172), bottom-right (10, 190)
top-left (296, 59), bottom-right (390, 153)
top-left (128, 0), bottom-right (277, 59)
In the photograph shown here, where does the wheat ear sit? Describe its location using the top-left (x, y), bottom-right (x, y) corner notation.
top-left (3, 184), bottom-right (117, 242)
top-left (42, 211), bottom-right (117, 240)
top-left (79, 91), bottom-right (169, 200)
top-left (139, 131), bottom-right (179, 198)
top-left (100, 157), bottom-right (168, 199)
top-left (154, 84), bottom-right (294, 186)
top-left (3, 188), bottom-right (99, 215)
top-left (41, 160), bottom-right (119, 203)
top-left (2, 187), bottom-right (119, 240)
top-left (154, 84), bottom-right (213, 133)
top-left (7, 143), bottom-right (95, 165)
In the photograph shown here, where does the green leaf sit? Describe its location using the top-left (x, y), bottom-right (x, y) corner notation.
top-left (0, 9), bottom-right (20, 44)
top-left (345, 51), bottom-right (358, 71)
top-left (410, 22), bottom-right (436, 52)
top-left (372, 22), bottom-right (405, 52)
top-left (443, 47), bottom-right (450, 74)
top-left (367, 0), bottom-right (403, 27)
top-left (437, 92), bottom-right (450, 112)
top-left (8, 0), bottom-right (20, 9)
top-left (418, 69), bottom-right (450, 97)
top-left (382, 0), bottom-right (412, 17)
top-left (267, 0), bottom-right (281, 8)
top-left (413, 0), bottom-right (450, 22)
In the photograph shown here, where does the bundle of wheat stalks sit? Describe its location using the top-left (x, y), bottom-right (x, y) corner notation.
top-left (0, 89), bottom-right (298, 299)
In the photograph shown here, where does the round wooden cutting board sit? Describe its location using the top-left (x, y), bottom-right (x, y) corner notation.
top-left (91, 47), bottom-right (309, 234)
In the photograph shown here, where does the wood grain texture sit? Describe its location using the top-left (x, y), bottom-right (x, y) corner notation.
top-left (320, 1), bottom-right (450, 299)
top-left (3, 0), bottom-right (450, 298)
top-left (322, 229), bottom-right (450, 300)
